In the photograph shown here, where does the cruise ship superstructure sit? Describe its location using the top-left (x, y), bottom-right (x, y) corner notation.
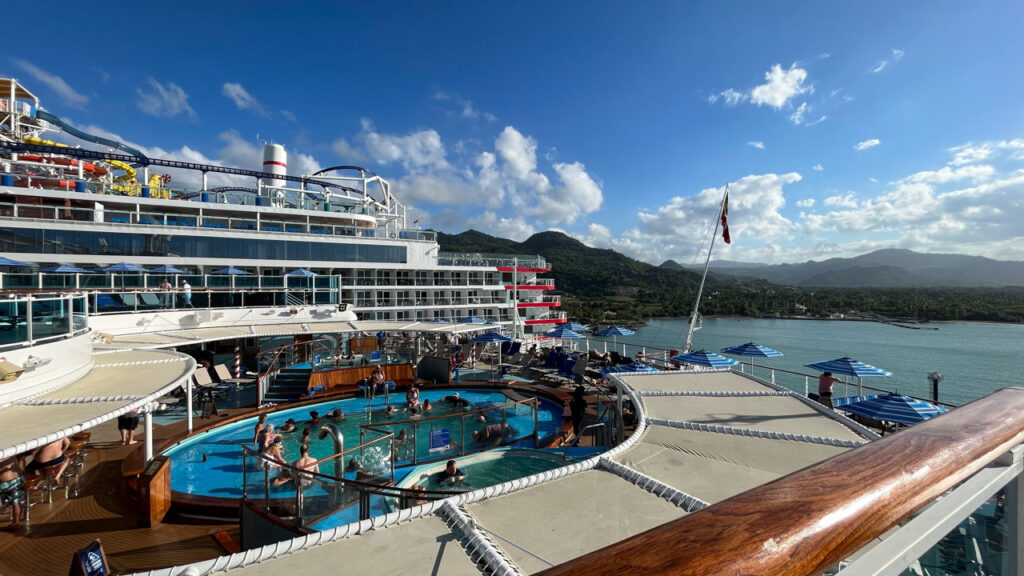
top-left (2, 77), bottom-right (1024, 576)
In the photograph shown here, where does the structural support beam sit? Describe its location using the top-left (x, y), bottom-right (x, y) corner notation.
top-left (186, 378), bottom-right (194, 433)
top-left (143, 409), bottom-right (153, 463)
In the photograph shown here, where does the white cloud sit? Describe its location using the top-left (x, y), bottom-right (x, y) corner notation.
top-left (812, 164), bottom-right (824, 171)
top-left (949, 144), bottom-right (992, 166)
top-left (281, 110), bottom-right (297, 122)
top-left (747, 141), bottom-right (765, 150)
top-left (360, 119), bottom-right (448, 172)
top-left (14, 60), bottom-right (88, 108)
top-left (222, 82), bottom-right (268, 117)
top-left (872, 48), bottom-right (904, 73)
top-left (432, 89), bottom-right (496, 122)
top-left (331, 137), bottom-right (368, 164)
top-left (855, 138), bottom-right (881, 151)
top-left (136, 77), bottom-right (195, 118)
top-left (790, 102), bottom-right (827, 126)
top-left (467, 212), bottom-right (535, 241)
top-left (869, 177), bottom-right (879, 183)
top-left (824, 193), bottom-right (858, 208)
top-left (750, 64), bottom-right (813, 109)
top-left (906, 164), bottom-right (994, 184)
top-left (708, 88), bottom-right (747, 106)
top-left (796, 198), bottom-right (816, 208)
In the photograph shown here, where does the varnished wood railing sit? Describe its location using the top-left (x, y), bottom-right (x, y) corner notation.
top-left (539, 386), bottom-right (1024, 576)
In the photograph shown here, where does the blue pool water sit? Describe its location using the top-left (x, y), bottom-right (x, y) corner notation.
top-left (162, 389), bottom-right (564, 498)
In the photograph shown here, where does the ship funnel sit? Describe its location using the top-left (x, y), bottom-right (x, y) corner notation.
top-left (261, 143), bottom-right (287, 187)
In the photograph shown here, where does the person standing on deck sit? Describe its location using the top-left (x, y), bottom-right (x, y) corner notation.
top-left (180, 279), bottom-right (193, 308)
top-left (817, 372), bottom-right (841, 409)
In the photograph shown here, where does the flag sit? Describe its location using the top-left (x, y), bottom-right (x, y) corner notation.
top-left (721, 190), bottom-right (731, 244)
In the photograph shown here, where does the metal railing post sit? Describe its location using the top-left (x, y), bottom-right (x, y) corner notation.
top-left (242, 450), bottom-right (247, 499)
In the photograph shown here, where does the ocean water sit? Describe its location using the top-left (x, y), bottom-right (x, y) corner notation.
top-left (583, 318), bottom-right (1023, 407)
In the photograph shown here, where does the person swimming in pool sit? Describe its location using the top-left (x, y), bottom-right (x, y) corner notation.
top-left (439, 459), bottom-right (466, 486)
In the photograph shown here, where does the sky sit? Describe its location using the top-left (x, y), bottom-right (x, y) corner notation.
top-left (5, 1), bottom-right (1023, 265)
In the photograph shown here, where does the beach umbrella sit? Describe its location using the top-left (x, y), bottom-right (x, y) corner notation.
top-left (594, 325), bottom-right (635, 348)
top-left (805, 356), bottom-right (892, 396)
top-left (210, 267), bottom-right (251, 275)
top-left (457, 316), bottom-right (486, 324)
top-left (544, 325), bottom-right (584, 339)
top-left (670, 349), bottom-right (738, 369)
top-left (148, 265), bottom-right (188, 274)
top-left (566, 321), bottom-right (590, 332)
top-left (0, 256), bottom-right (34, 267)
top-left (98, 262), bottom-right (148, 273)
top-left (836, 392), bottom-right (947, 426)
top-left (721, 342), bottom-right (783, 378)
top-left (601, 362), bottom-right (659, 377)
top-left (39, 264), bottom-right (93, 273)
top-left (286, 268), bottom-right (316, 276)
top-left (473, 331), bottom-right (512, 370)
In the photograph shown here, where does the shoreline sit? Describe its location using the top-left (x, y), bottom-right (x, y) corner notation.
top-left (639, 315), bottom-right (1023, 328)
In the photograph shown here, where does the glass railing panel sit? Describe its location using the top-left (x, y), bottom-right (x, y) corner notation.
top-left (235, 276), bottom-right (258, 288)
top-left (911, 488), bottom-right (1009, 576)
top-left (260, 276), bottom-right (284, 288)
top-left (206, 276), bottom-right (231, 288)
top-left (0, 301), bottom-right (27, 346)
top-left (2, 274), bottom-right (36, 289)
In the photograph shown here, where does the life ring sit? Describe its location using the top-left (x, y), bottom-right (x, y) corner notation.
top-left (390, 233), bottom-right (397, 238)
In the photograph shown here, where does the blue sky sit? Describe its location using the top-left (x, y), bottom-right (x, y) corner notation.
top-left (6, 1), bottom-right (1023, 264)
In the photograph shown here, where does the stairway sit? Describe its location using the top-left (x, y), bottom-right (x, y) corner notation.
top-left (264, 365), bottom-right (312, 403)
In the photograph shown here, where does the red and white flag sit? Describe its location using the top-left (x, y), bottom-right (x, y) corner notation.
top-left (721, 190), bottom-right (731, 244)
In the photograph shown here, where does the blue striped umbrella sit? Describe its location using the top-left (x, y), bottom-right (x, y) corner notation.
top-left (670, 349), bottom-right (738, 369)
top-left (566, 321), bottom-right (590, 332)
top-left (40, 264), bottom-right (94, 273)
top-left (286, 268), bottom-right (316, 276)
top-left (601, 362), bottom-right (659, 377)
top-left (594, 326), bottom-right (635, 337)
top-left (473, 331), bottom-right (512, 369)
top-left (211, 267), bottom-right (251, 275)
top-left (0, 256), bottom-right (33, 267)
top-left (99, 262), bottom-right (148, 273)
top-left (722, 342), bottom-right (783, 377)
top-left (148, 265), bottom-right (188, 274)
top-left (837, 393), bottom-right (947, 425)
top-left (806, 356), bottom-right (892, 396)
top-left (544, 326), bottom-right (584, 339)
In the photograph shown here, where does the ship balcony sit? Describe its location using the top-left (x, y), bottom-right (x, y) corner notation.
top-left (506, 279), bottom-right (555, 290)
top-left (523, 312), bottom-right (567, 325)
top-left (516, 296), bottom-right (560, 307)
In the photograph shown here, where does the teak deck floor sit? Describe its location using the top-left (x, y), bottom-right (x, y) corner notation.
top-left (0, 411), bottom-right (246, 576)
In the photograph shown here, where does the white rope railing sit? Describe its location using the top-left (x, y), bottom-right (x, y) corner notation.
top-left (647, 418), bottom-right (865, 448)
top-left (598, 457), bottom-right (709, 512)
top-left (438, 502), bottom-right (524, 576)
top-left (639, 389), bottom-right (790, 397)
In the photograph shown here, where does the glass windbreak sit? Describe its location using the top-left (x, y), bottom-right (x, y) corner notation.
top-left (908, 488), bottom-right (1010, 576)
top-left (0, 300), bottom-right (27, 346)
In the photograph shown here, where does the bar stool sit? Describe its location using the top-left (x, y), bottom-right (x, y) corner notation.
top-left (63, 441), bottom-right (86, 498)
top-left (35, 463), bottom-right (65, 504)
top-left (70, 432), bottom-right (91, 467)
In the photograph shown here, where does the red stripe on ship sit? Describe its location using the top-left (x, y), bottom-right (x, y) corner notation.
top-left (517, 302), bottom-right (560, 308)
top-left (496, 266), bottom-right (551, 273)
top-left (263, 161), bottom-right (287, 167)
top-left (504, 285), bottom-right (555, 290)
top-left (524, 318), bottom-right (566, 325)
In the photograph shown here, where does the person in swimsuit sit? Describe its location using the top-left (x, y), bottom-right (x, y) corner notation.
top-left (26, 438), bottom-right (70, 481)
top-left (0, 456), bottom-right (25, 529)
top-left (254, 414), bottom-right (268, 445)
top-left (439, 459), bottom-right (466, 486)
top-left (117, 408), bottom-right (140, 445)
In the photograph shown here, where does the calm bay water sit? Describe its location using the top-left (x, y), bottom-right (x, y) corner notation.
top-left (589, 318), bottom-right (1023, 407)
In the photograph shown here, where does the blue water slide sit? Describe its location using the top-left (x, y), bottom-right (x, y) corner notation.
top-left (34, 109), bottom-right (148, 160)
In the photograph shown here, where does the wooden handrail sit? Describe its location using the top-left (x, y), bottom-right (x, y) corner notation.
top-left (538, 386), bottom-right (1024, 576)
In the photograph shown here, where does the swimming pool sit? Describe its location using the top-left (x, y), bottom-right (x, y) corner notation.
top-left (162, 388), bottom-right (565, 499)
top-left (307, 448), bottom-right (569, 532)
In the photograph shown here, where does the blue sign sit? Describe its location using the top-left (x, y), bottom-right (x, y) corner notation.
top-left (429, 429), bottom-right (450, 453)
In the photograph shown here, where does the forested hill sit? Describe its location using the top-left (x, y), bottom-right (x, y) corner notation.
top-left (437, 230), bottom-right (1024, 323)
top-left (438, 230), bottom-right (707, 304)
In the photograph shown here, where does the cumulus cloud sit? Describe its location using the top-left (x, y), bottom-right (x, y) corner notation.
top-left (359, 119), bottom-right (448, 172)
top-left (796, 198), bottom-right (816, 207)
top-left (432, 89), bottom-right (497, 122)
top-left (14, 60), bottom-right (88, 108)
top-left (332, 137), bottom-right (368, 164)
top-left (812, 164), bottom-right (824, 171)
top-left (747, 141), bottom-right (765, 150)
top-left (906, 165), bottom-right (994, 184)
top-left (855, 139), bottom-right (880, 151)
top-left (222, 82), bottom-right (268, 117)
top-left (136, 78), bottom-right (195, 119)
top-left (750, 64), bottom-right (813, 108)
top-left (467, 212), bottom-right (536, 241)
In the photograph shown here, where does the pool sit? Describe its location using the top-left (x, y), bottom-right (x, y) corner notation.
top-left (162, 388), bottom-right (565, 499)
top-left (307, 448), bottom-right (568, 532)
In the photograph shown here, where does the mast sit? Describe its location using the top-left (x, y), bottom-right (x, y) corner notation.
top-left (683, 184), bottom-right (729, 353)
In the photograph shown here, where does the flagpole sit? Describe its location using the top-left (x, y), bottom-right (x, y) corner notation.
top-left (684, 184), bottom-right (729, 353)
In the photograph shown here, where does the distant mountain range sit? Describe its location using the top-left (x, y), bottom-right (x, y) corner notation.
top-left (661, 249), bottom-right (1024, 287)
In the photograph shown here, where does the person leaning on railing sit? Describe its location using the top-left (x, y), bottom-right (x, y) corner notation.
top-left (817, 371), bottom-right (841, 409)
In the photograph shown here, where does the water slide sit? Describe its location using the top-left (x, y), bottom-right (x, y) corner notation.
top-left (34, 109), bottom-right (148, 159)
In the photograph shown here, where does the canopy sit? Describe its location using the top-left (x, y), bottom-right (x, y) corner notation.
top-left (670, 349), bottom-right (738, 369)
top-left (0, 256), bottom-right (34, 267)
top-left (721, 342), bottom-right (783, 378)
top-left (472, 332), bottom-right (512, 343)
top-left (210, 267), bottom-right (251, 275)
top-left (286, 268), bottom-right (316, 276)
top-left (836, 393), bottom-right (947, 425)
top-left (39, 264), bottom-right (93, 273)
top-left (99, 262), bottom-right (148, 273)
top-left (601, 362), bottom-right (659, 377)
top-left (594, 326), bottom-right (635, 337)
top-left (566, 321), bottom-right (590, 332)
top-left (805, 356), bottom-right (892, 396)
top-left (544, 326), bottom-right (584, 339)
top-left (147, 265), bottom-right (189, 274)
